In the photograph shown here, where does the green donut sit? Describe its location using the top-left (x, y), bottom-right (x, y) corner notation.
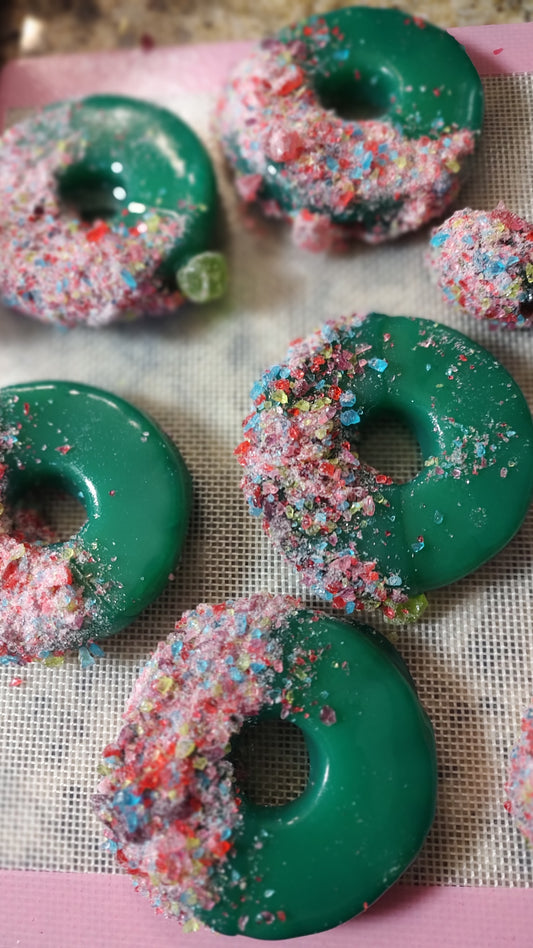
top-left (217, 7), bottom-right (484, 246)
top-left (238, 314), bottom-right (533, 617)
top-left (93, 594), bottom-right (436, 939)
top-left (0, 381), bottom-right (191, 662)
top-left (0, 94), bottom-right (226, 327)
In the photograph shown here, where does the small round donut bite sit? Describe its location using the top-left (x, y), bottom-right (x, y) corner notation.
top-left (0, 95), bottom-right (226, 327)
top-left (427, 204), bottom-right (533, 328)
top-left (0, 381), bottom-right (191, 662)
top-left (216, 6), bottom-right (483, 250)
top-left (507, 704), bottom-right (533, 846)
top-left (237, 313), bottom-right (533, 618)
top-left (93, 593), bottom-right (436, 939)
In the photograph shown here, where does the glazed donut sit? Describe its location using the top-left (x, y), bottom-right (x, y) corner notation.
top-left (93, 593), bottom-right (436, 939)
top-left (237, 314), bottom-right (533, 618)
top-left (0, 381), bottom-right (191, 663)
top-left (0, 95), bottom-right (226, 327)
top-left (216, 7), bottom-right (483, 250)
top-left (427, 204), bottom-right (533, 328)
top-left (507, 705), bottom-right (533, 845)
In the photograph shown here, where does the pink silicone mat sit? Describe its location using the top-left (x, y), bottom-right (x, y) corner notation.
top-left (1, 22), bottom-right (533, 948)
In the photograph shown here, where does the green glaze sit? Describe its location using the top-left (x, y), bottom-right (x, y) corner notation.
top-left (0, 381), bottom-right (192, 639)
top-left (345, 315), bottom-right (533, 595)
top-left (279, 7), bottom-right (484, 137)
top-left (56, 94), bottom-right (220, 281)
top-left (202, 611), bottom-right (437, 939)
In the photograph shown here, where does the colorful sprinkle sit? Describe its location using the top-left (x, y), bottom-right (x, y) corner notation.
top-left (319, 705), bottom-right (337, 726)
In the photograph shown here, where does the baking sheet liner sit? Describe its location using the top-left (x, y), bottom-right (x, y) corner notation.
top-left (0, 69), bottom-right (532, 892)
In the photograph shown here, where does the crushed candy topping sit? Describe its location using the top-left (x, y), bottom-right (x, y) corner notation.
top-left (0, 532), bottom-right (90, 664)
top-left (0, 415), bottom-right (98, 663)
top-left (93, 594), bottom-right (325, 927)
top-left (426, 204), bottom-right (533, 328)
top-left (216, 24), bottom-right (477, 249)
top-left (237, 314), bottom-right (411, 617)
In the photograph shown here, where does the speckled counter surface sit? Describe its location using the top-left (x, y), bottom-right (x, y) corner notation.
top-left (3, 0), bottom-right (533, 60)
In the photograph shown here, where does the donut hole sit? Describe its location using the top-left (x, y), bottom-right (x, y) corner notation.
top-left (56, 161), bottom-right (128, 222)
top-left (11, 483), bottom-right (88, 543)
top-left (356, 410), bottom-right (423, 484)
top-left (313, 69), bottom-right (395, 122)
top-left (230, 718), bottom-right (310, 806)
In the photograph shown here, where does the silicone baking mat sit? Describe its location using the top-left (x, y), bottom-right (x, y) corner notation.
top-left (1, 22), bottom-right (533, 948)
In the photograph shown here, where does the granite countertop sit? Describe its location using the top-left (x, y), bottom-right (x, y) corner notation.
top-left (3, 0), bottom-right (533, 61)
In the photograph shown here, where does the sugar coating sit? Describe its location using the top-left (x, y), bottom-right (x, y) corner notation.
top-left (0, 103), bottom-right (189, 328)
top-left (426, 204), bottom-right (533, 328)
top-left (507, 705), bottom-right (533, 846)
top-left (216, 31), bottom-right (476, 250)
top-left (0, 427), bottom-right (96, 664)
top-left (93, 594), bottom-right (304, 930)
top-left (0, 534), bottom-right (89, 663)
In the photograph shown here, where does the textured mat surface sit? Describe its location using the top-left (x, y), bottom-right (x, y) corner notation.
top-left (0, 42), bottom-right (532, 898)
